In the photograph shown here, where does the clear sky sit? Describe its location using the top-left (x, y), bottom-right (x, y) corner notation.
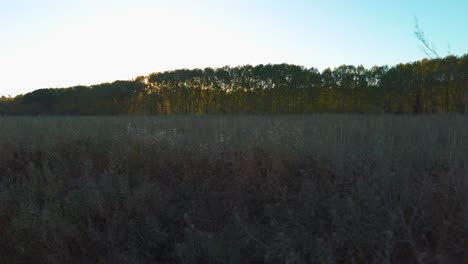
top-left (1, 0), bottom-right (467, 96)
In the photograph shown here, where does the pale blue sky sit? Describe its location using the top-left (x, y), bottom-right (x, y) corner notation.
top-left (1, 0), bottom-right (467, 96)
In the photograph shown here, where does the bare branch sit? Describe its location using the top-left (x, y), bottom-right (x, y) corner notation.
top-left (418, 45), bottom-right (432, 58)
top-left (414, 17), bottom-right (440, 58)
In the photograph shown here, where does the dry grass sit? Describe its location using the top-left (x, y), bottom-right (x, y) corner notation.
top-left (0, 114), bottom-right (467, 263)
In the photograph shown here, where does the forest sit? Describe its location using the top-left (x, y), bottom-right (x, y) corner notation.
top-left (1, 54), bottom-right (468, 263)
top-left (1, 54), bottom-right (468, 115)
top-left (3, 0), bottom-right (468, 262)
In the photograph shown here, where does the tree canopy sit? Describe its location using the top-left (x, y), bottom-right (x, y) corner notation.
top-left (2, 55), bottom-right (468, 115)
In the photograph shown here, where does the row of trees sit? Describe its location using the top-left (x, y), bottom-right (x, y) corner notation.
top-left (1, 55), bottom-right (468, 115)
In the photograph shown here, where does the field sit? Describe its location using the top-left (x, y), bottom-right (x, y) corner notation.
top-left (0, 115), bottom-right (467, 263)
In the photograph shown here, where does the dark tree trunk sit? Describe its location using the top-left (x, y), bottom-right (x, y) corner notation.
top-left (445, 83), bottom-right (450, 112)
top-left (413, 91), bottom-right (422, 114)
top-left (464, 84), bottom-right (468, 113)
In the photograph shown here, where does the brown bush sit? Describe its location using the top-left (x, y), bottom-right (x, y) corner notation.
top-left (0, 115), bottom-right (467, 263)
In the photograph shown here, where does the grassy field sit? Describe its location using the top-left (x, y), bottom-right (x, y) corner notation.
top-left (0, 115), bottom-right (467, 263)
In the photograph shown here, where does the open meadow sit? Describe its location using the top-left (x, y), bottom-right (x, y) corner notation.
top-left (0, 114), bottom-right (467, 263)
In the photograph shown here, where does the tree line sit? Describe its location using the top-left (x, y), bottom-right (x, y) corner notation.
top-left (1, 54), bottom-right (468, 115)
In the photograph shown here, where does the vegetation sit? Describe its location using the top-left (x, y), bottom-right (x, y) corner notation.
top-left (0, 115), bottom-right (467, 263)
top-left (1, 55), bottom-right (468, 115)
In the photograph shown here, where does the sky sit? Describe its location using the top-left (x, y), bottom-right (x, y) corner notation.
top-left (1, 0), bottom-right (467, 96)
